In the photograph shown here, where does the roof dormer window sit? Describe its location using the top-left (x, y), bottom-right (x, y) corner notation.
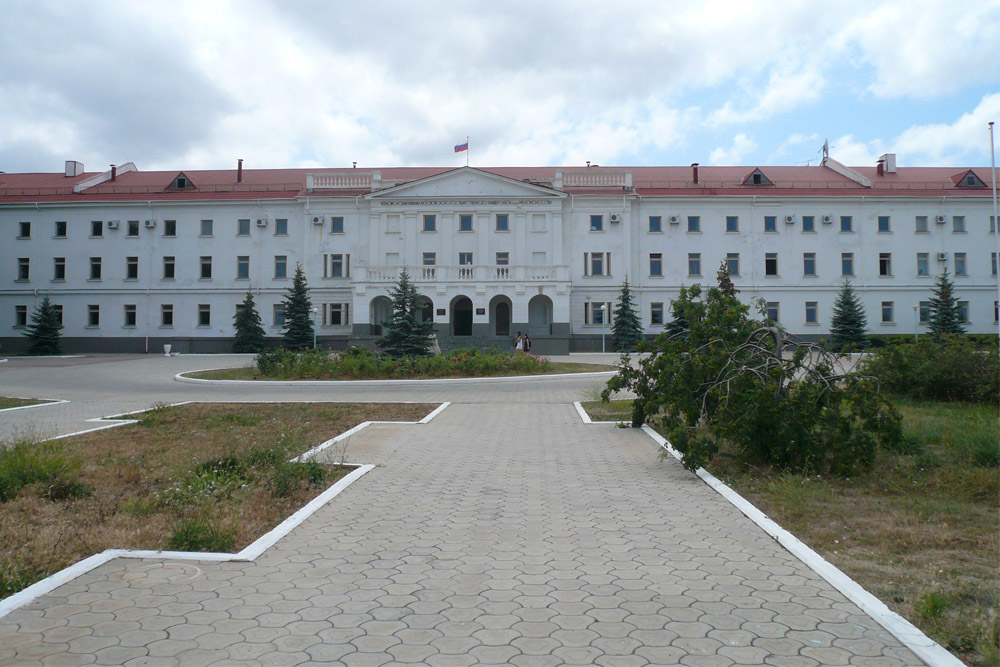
top-left (166, 172), bottom-right (196, 191)
top-left (743, 168), bottom-right (773, 186)
top-left (956, 170), bottom-right (986, 188)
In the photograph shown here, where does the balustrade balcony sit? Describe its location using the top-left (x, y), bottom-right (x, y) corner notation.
top-left (361, 264), bottom-right (568, 283)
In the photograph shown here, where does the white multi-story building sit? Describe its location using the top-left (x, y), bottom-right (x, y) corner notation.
top-left (1, 157), bottom-right (996, 354)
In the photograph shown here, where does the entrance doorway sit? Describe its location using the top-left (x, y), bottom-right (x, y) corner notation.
top-left (451, 296), bottom-right (473, 336)
top-left (490, 296), bottom-right (512, 336)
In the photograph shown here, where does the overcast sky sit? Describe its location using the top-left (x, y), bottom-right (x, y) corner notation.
top-left (2, 0), bottom-right (999, 174)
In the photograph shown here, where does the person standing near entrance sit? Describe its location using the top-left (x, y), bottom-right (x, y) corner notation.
top-left (514, 332), bottom-right (523, 351)
top-left (523, 334), bottom-right (531, 353)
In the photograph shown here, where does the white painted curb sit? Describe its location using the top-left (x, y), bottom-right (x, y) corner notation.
top-left (175, 369), bottom-right (615, 386)
top-left (0, 398), bottom-right (68, 413)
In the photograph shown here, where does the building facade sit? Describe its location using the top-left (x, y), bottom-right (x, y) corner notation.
top-left (1, 158), bottom-right (997, 354)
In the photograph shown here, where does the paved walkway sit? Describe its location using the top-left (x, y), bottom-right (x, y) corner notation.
top-left (0, 355), bottom-right (923, 665)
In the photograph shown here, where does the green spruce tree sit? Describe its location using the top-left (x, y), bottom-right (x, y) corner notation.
top-left (611, 278), bottom-right (643, 352)
top-left (233, 291), bottom-right (267, 353)
top-left (281, 264), bottom-right (315, 350)
top-left (928, 269), bottom-right (965, 337)
top-left (377, 268), bottom-right (435, 357)
top-left (23, 295), bottom-right (62, 355)
top-left (665, 285), bottom-right (693, 341)
top-left (830, 280), bottom-right (868, 350)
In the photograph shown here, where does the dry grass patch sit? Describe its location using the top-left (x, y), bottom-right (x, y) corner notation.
top-left (0, 401), bottom-right (434, 599)
top-left (0, 396), bottom-right (48, 410)
top-left (585, 397), bottom-right (999, 666)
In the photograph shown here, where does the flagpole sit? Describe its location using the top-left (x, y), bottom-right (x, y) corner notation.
top-left (989, 122), bottom-right (999, 367)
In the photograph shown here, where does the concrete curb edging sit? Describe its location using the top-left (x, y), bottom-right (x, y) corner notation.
top-left (637, 425), bottom-right (961, 667)
top-left (0, 398), bottom-right (68, 413)
top-left (0, 400), bottom-right (452, 622)
top-left (175, 369), bottom-right (615, 386)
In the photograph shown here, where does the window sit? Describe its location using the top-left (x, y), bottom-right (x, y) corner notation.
top-left (585, 302), bottom-right (613, 325)
top-left (87, 304), bottom-right (100, 327)
top-left (238, 219), bottom-right (251, 236)
top-left (584, 252), bottom-right (610, 276)
top-left (330, 216), bottom-right (344, 234)
top-left (18, 222), bottom-right (30, 238)
top-left (496, 252), bottom-right (509, 265)
top-left (651, 302), bottom-right (664, 325)
top-left (879, 252), bottom-right (892, 276)
top-left (237, 256), bottom-right (250, 280)
top-left (89, 257), bottom-right (102, 280)
top-left (422, 252), bottom-right (436, 265)
top-left (459, 214), bottom-right (474, 232)
top-left (274, 255), bottom-right (287, 279)
top-left (649, 253), bottom-right (663, 277)
top-left (161, 304), bottom-right (174, 327)
top-left (953, 216), bottom-right (966, 233)
top-left (163, 256), bottom-right (175, 280)
top-left (15, 305), bottom-right (27, 328)
top-left (648, 216), bottom-right (662, 233)
top-left (991, 216), bottom-right (997, 233)
top-left (127, 220), bottom-right (139, 237)
top-left (687, 216), bottom-right (700, 232)
top-left (126, 256), bottom-right (138, 280)
top-left (915, 216), bottom-right (928, 233)
top-left (842, 252), bottom-right (854, 276)
top-left (124, 304), bottom-right (136, 327)
top-left (590, 215), bottom-right (603, 231)
top-left (957, 301), bottom-right (969, 323)
top-left (273, 304), bottom-right (285, 326)
top-left (726, 252), bottom-right (740, 276)
top-left (917, 253), bottom-right (929, 276)
top-left (163, 219), bottom-right (176, 237)
top-left (198, 304), bottom-right (211, 327)
top-left (200, 256), bottom-right (212, 279)
top-left (764, 216), bottom-right (777, 233)
top-left (765, 302), bottom-right (779, 323)
top-left (91, 220), bottom-right (103, 237)
top-left (765, 252), bottom-right (778, 276)
top-left (840, 216), bottom-right (853, 232)
top-left (52, 304), bottom-right (62, 326)
top-left (803, 253), bottom-right (816, 276)
top-left (423, 215), bottom-right (436, 232)
top-left (53, 257), bottom-right (65, 281)
top-left (726, 216), bottom-right (739, 233)
top-left (954, 253), bottom-right (967, 276)
top-left (459, 252), bottom-right (473, 265)
top-left (275, 218), bottom-right (288, 235)
top-left (323, 303), bottom-right (350, 326)
top-left (688, 253), bottom-right (701, 277)
top-left (801, 216), bottom-right (815, 232)
top-left (993, 252), bottom-right (998, 276)
top-left (877, 216), bottom-right (890, 233)
top-left (200, 219), bottom-right (213, 236)
top-left (16, 258), bottom-right (29, 281)
top-left (54, 221), bottom-right (67, 238)
top-left (881, 301), bottom-right (894, 323)
top-left (919, 301), bottom-right (930, 323)
top-left (495, 214), bottom-right (509, 232)
top-left (324, 254), bottom-right (349, 278)
top-left (805, 301), bottom-right (818, 324)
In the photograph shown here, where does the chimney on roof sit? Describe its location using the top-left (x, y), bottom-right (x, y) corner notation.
top-left (110, 164), bottom-right (117, 182)
top-left (65, 161), bottom-right (84, 177)
top-left (691, 163), bottom-right (699, 184)
top-left (237, 159), bottom-right (243, 183)
top-left (876, 159), bottom-right (884, 176)
top-left (878, 153), bottom-right (896, 173)
top-left (352, 161), bottom-right (357, 169)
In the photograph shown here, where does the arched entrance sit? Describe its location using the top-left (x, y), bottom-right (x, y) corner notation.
top-left (489, 295), bottom-right (512, 336)
top-left (451, 295), bottom-right (473, 336)
top-left (418, 295), bottom-right (434, 323)
top-left (528, 294), bottom-right (553, 336)
top-left (369, 296), bottom-right (392, 336)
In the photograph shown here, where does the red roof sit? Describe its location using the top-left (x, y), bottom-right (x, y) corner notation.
top-left (0, 164), bottom-right (995, 204)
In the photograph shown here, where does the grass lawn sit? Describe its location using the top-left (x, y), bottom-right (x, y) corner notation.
top-left (0, 401), bottom-right (434, 600)
top-left (190, 360), bottom-right (616, 381)
top-left (0, 397), bottom-right (48, 410)
top-left (580, 397), bottom-right (999, 666)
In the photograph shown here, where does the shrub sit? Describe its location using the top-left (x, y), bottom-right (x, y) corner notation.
top-left (168, 516), bottom-right (236, 552)
top-left (0, 442), bottom-right (81, 502)
top-left (266, 461), bottom-right (327, 498)
top-left (862, 336), bottom-right (998, 403)
top-left (40, 479), bottom-right (92, 501)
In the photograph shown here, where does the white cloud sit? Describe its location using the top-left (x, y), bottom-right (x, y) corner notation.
top-left (893, 93), bottom-right (1000, 165)
top-left (710, 133), bottom-right (757, 165)
top-left (707, 66), bottom-right (826, 126)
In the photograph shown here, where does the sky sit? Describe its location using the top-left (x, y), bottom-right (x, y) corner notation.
top-left (1, 0), bottom-right (999, 174)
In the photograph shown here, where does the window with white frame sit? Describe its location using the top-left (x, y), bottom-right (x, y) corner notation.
top-left (54, 221), bottom-right (67, 238)
top-left (53, 257), bottom-right (65, 281)
top-left (953, 216), bottom-right (966, 233)
top-left (764, 216), bottom-right (777, 232)
top-left (127, 220), bottom-right (139, 237)
top-left (765, 252), bottom-right (778, 276)
top-left (422, 252), bottom-right (436, 265)
top-left (273, 304), bottom-right (285, 326)
top-left (954, 252), bottom-right (967, 276)
top-left (163, 256), bottom-right (175, 279)
top-left (200, 256), bottom-right (212, 279)
top-left (126, 256), bottom-right (138, 280)
top-left (919, 301), bottom-right (930, 323)
top-left (726, 216), bottom-right (739, 232)
top-left (651, 302), bottom-right (664, 325)
top-left (648, 216), bottom-right (662, 233)
top-left (688, 253), bottom-right (701, 277)
top-left (87, 304), bottom-right (100, 327)
top-left (726, 252), bottom-right (739, 276)
top-left (322, 303), bottom-right (350, 326)
top-left (200, 219), bottom-right (213, 236)
top-left (236, 256), bottom-right (250, 280)
top-left (496, 252), bottom-right (509, 278)
top-left (840, 216), bottom-right (853, 232)
top-left (803, 252), bottom-right (816, 276)
top-left (495, 214), bottom-right (509, 231)
top-left (323, 254), bottom-right (350, 278)
top-left (802, 216), bottom-right (815, 232)
top-left (459, 214), bottom-right (473, 232)
top-left (274, 218), bottom-right (288, 235)
top-left (89, 257), bottom-right (102, 280)
top-left (90, 220), bottom-right (103, 237)
top-left (17, 221), bottom-right (30, 238)
top-left (423, 214), bottom-right (436, 232)
top-left (584, 301), bottom-right (614, 325)
top-left (238, 218), bottom-right (250, 235)
top-left (877, 216), bottom-right (890, 233)
top-left (687, 216), bottom-right (700, 232)
top-left (274, 255), bottom-right (287, 279)
top-left (16, 258), bottom-right (29, 281)
top-left (163, 219), bottom-right (176, 236)
top-left (805, 301), bottom-right (818, 324)
top-left (842, 252), bottom-right (854, 276)
top-left (879, 252), bottom-right (892, 276)
top-left (124, 304), bottom-right (137, 327)
top-left (992, 252), bottom-right (998, 276)
top-left (331, 216), bottom-right (344, 233)
top-left (765, 301), bottom-right (779, 323)
top-left (917, 253), bottom-right (929, 276)
top-left (915, 215), bottom-right (928, 233)
top-left (957, 301), bottom-right (969, 323)
top-left (197, 304), bottom-right (211, 327)
top-left (161, 304), bottom-right (173, 327)
top-left (583, 252), bottom-right (610, 276)
top-left (590, 215), bottom-right (603, 231)
top-left (15, 305), bottom-right (27, 327)
top-left (52, 304), bottom-right (62, 326)
top-left (881, 301), bottom-right (894, 323)
top-left (649, 253), bottom-right (662, 277)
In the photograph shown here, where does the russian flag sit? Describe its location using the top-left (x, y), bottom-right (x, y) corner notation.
top-left (454, 142), bottom-right (468, 153)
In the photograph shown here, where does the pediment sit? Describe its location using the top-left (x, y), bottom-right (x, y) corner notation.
top-left (366, 167), bottom-right (564, 200)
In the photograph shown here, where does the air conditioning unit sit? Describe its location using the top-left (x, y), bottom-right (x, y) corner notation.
top-left (669, 215), bottom-right (680, 225)
top-left (311, 215), bottom-right (325, 225)
top-left (935, 215), bottom-right (947, 224)
top-left (936, 252), bottom-right (948, 261)
top-left (821, 215), bottom-right (833, 224)
top-left (106, 220), bottom-right (120, 230)
top-left (609, 213), bottom-right (622, 224)
top-left (784, 215), bottom-right (796, 224)
top-left (144, 219), bottom-right (156, 229)
top-left (255, 217), bottom-right (268, 227)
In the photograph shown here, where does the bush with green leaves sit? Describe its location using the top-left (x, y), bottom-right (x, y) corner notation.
top-left (861, 335), bottom-right (998, 403)
top-left (603, 273), bottom-right (903, 476)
